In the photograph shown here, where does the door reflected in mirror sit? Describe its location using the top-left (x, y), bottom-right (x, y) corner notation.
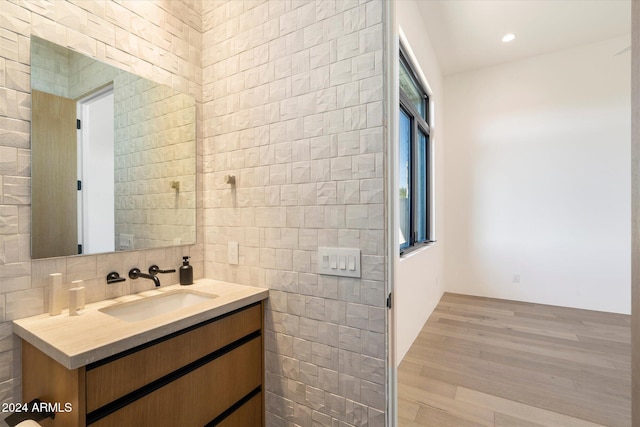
top-left (30, 36), bottom-right (196, 259)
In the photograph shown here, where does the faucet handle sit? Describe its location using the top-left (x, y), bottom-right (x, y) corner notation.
top-left (106, 271), bottom-right (126, 284)
top-left (149, 265), bottom-right (176, 275)
top-left (129, 268), bottom-right (142, 280)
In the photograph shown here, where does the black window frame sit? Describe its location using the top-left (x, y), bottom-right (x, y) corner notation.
top-left (399, 44), bottom-right (433, 256)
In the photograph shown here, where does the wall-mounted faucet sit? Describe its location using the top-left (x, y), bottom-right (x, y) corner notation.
top-left (129, 268), bottom-right (161, 287)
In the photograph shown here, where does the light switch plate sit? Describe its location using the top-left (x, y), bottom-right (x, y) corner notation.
top-left (317, 247), bottom-right (361, 278)
top-left (228, 241), bottom-right (239, 265)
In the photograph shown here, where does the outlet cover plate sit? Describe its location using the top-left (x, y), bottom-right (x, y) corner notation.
top-left (228, 241), bottom-right (239, 265)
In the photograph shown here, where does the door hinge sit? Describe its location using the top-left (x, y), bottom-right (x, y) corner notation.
top-left (77, 180), bottom-right (82, 191)
top-left (386, 293), bottom-right (392, 309)
top-left (77, 119), bottom-right (81, 129)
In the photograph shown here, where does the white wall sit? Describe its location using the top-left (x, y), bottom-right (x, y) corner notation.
top-left (395, 0), bottom-right (446, 364)
top-left (444, 36), bottom-right (631, 314)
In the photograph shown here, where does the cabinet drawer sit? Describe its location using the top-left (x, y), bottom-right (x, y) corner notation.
top-left (86, 303), bottom-right (261, 412)
top-left (89, 336), bottom-right (262, 427)
top-left (215, 392), bottom-right (263, 427)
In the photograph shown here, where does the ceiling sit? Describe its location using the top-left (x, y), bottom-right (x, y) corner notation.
top-left (415, 0), bottom-right (632, 75)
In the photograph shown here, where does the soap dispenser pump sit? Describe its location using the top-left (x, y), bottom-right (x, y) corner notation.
top-left (179, 256), bottom-right (193, 285)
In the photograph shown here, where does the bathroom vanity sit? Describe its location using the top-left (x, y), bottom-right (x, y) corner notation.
top-left (13, 280), bottom-right (268, 427)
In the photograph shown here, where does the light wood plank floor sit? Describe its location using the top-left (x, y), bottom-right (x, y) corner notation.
top-left (398, 293), bottom-right (631, 427)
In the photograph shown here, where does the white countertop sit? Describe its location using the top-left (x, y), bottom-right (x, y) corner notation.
top-left (13, 279), bottom-right (269, 370)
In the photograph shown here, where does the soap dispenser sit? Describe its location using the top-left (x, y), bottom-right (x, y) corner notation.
top-left (179, 256), bottom-right (193, 285)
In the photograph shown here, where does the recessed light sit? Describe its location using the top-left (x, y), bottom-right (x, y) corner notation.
top-left (502, 33), bottom-right (516, 43)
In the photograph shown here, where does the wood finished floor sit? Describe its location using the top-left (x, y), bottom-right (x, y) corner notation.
top-left (398, 293), bottom-right (631, 427)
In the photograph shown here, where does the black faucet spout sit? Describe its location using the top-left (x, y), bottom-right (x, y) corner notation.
top-left (129, 268), bottom-right (161, 287)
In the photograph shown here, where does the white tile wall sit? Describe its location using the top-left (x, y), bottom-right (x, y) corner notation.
top-left (111, 73), bottom-right (197, 249)
top-left (202, 1), bottom-right (387, 425)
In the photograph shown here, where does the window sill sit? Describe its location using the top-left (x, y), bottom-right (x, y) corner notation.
top-left (400, 241), bottom-right (437, 259)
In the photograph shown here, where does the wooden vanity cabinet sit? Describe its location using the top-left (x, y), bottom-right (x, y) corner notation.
top-left (22, 302), bottom-right (264, 427)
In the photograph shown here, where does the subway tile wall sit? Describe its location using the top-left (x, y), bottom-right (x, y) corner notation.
top-left (202, 1), bottom-right (387, 425)
top-left (0, 0), bottom-right (204, 406)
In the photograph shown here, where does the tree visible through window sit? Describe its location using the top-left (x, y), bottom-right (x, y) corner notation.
top-left (399, 46), bottom-right (433, 254)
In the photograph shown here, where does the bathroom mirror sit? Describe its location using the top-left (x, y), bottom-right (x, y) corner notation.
top-left (30, 36), bottom-right (196, 259)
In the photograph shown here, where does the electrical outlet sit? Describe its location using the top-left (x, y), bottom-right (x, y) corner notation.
top-left (228, 241), bottom-right (239, 265)
top-left (512, 274), bottom-right (521, 284)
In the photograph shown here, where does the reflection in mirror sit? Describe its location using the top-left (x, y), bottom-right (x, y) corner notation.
top-left (30, 36), bottom-right (196, 259)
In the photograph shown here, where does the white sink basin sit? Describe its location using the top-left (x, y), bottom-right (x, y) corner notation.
top-left (99, 290), bottom-right (217, 322)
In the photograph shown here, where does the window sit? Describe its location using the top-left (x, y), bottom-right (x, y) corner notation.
top-left (399, 46), bottom-right (433, 255)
